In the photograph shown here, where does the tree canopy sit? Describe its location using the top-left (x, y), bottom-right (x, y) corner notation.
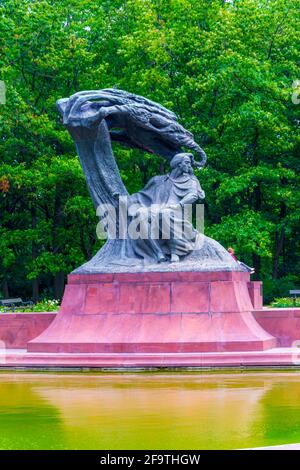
top-left (0, 0), bottom-right (299, 302)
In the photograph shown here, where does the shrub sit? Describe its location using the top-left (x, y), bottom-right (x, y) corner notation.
top-left (270, 297), bottom-right (300, 308)
top-left (23, 299), bottom-right (60, 312)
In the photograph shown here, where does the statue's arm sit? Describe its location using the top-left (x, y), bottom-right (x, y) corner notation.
top-left (179, 179), bottom-right (205, 206)
top-left (179, 192), bottom-right (199, 206)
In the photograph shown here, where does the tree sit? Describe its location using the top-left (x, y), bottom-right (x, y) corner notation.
top-left (0, 0), bottom-right (299, 302)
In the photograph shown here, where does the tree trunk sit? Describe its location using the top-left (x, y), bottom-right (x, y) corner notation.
top-left (2, 279), bottom-right (9, 298)
top-left (253, 253), bottom-right (261, 281)
top-left (54, 271), bottom-right (65, 300)
top-left (253, 182), bottom-right (262, 279)
top-left (31, 205), bottom-right (39, 302)
top-left (272, 203), bottom-right (286, 279)
top-left (52, 187), bottom-right (63, 299)
top-left (32, 278), bottom-right (39, 303)
top-left (252, 128), bottom-right (261, 279)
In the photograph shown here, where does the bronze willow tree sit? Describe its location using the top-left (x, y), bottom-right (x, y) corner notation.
top-left (57, 88), bottom-right (242, 273)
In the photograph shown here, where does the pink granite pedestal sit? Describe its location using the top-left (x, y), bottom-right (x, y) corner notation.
top-left (27, 271), bottom-right (276, 354)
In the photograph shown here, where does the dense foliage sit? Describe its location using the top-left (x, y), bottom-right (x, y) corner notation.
top-left (0, 0), bottom-right (299, 302)
top-left (270, 297), bottom-right (300, 308)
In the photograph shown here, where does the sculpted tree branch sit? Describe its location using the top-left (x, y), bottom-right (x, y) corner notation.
top-left (57, 88), bottom-right (243, 273)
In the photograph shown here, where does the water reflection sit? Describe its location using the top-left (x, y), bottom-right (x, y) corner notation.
top-left (0, 372), bottom-right (300, 449)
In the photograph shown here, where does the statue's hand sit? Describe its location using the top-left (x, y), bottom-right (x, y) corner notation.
top-left (136, 207), bottom-right (148, 217)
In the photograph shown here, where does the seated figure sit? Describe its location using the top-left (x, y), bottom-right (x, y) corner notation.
top-left (128, 153), bottom-right (205, 263)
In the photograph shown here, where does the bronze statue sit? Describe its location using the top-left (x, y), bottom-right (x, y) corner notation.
top-left (57, 89), bottom-right (244, 273)
top-left (127, 153), bottom-right (205, 263)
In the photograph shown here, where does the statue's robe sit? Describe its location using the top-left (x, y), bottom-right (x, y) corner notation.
top-left (127, 173), bottom-right (205, 260)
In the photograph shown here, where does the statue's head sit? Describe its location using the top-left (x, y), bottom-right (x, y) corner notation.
top-left (170, 153), bottom-right (194, 175)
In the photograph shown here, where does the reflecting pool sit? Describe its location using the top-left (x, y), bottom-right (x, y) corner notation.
top-left (0, 372), bottom-right (300, 449)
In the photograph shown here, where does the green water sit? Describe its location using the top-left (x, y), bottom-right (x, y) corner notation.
top-left (1, 371), bottom-right (300, 449)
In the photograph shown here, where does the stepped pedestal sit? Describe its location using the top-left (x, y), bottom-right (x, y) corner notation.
top-left (28, 271), bottom-right (276, 354)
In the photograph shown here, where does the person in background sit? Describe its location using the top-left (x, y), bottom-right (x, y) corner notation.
top-left (227, 247), bottom-right (255, 274)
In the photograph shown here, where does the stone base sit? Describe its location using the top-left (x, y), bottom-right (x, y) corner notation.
top-left (0, 313), bottom-right (55, 349)
top-left (254, 308), bottom-right (300, 347)
top-left (2, 348), bottom-right (300, 369)
top-left (28, 271), bottom-right (276, 354)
